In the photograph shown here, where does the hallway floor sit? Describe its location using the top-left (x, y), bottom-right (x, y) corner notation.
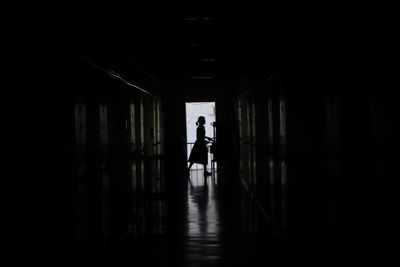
top-left (111, 170), bottom-right (284, 267)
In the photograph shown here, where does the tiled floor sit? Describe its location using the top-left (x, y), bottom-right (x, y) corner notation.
top-left (111, 170), bottom-right (282, 267)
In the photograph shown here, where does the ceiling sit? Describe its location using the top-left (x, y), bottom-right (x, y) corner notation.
top-left (15, 2), bottom-right (376, 86)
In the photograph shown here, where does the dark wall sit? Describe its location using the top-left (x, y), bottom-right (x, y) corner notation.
top-left (4, 15), bottom-right (76, 265)
top-left (4, 15), bottom-right (165, 266)
top-left (236, 3), bottom-right (400, 266)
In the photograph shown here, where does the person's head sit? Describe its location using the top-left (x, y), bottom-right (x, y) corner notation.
top-left (196, 116), bottom-right (206, 126)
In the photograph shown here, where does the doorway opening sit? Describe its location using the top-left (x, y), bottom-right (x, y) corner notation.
top-left (185, 102), bottom-right (216, 172)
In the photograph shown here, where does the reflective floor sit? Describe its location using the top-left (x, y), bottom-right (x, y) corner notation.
top-left (111, 170), bottom-right (283, 267)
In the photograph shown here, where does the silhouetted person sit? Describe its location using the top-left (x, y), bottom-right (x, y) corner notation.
top-left (188, 116), bottom-right (212, 176)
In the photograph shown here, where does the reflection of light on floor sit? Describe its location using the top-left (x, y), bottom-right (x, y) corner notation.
top-left (187, 170), bottom-right (220, 238)
top-left (185, 169), bottom-right (221, 264)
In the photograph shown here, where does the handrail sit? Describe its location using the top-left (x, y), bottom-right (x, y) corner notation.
top-left (37, 34), bottom-right (156, 97)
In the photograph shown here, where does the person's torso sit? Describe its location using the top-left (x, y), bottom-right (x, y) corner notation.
top-left (196, 125), bottom-right (205, 140)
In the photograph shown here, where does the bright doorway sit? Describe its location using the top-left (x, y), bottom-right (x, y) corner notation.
top-left (185, 102), bottom-right (216, 171)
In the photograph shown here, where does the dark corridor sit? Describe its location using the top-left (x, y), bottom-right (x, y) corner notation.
top-left (3, 3), bottom-right (400, 267)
